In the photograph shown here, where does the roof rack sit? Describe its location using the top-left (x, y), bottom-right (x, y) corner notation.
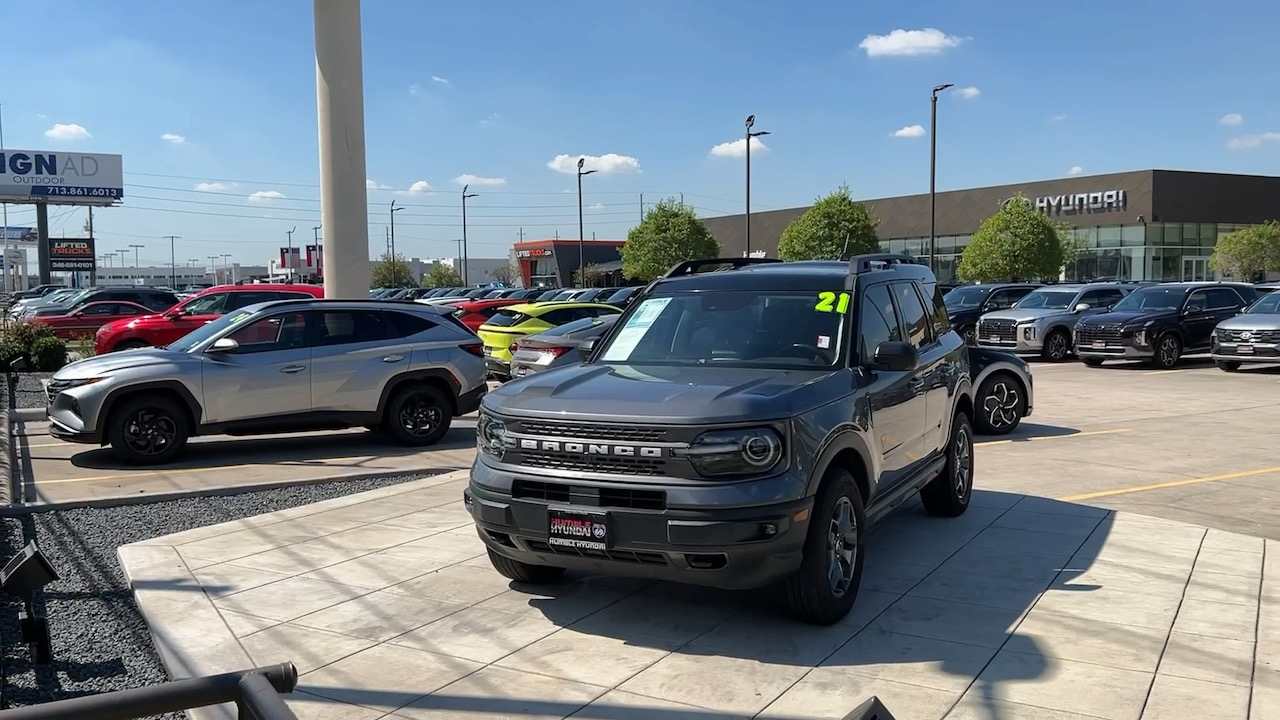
top-left (662, 257), bottom-right (781, 279)
top-left (847, 253), bottom-right (918, 275)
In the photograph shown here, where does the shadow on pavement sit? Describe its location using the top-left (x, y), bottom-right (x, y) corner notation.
top-left (63, 425), bottom-right (477, 471)
top-left (976, 422), bottom-right (1080, 443)
top-left (1094, 356), bottom-right (1216, 371)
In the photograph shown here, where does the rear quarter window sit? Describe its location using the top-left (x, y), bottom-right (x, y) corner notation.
top-left (484, 309), bottom-right (526, 327)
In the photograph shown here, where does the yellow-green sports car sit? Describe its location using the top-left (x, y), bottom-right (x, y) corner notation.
top-left (477, 301), bottom-right (621, 378)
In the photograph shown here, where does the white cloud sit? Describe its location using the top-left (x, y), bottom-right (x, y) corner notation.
top-left (588, 203), bottom-right (605, 210)
top-left (1226, 132), bottom-right (1280, 150)
top-left (452, 174), bottom-right (506, 187)
top-left (1068, 166), bottom-right (1083, 176)
top-left (479, 113), bottom-right (501, 127)
top-left (366, 179), bottom-right (393, 190)
top-left (892, 124), bottom-right (926, 138)
top-left (1220, 113), bottom-right (1244, 126)
top-left (1051, 114), bottom-right (1067, 122)
top-left (35, 113), bottom-right (47, 119)
top-left (400, 180), bottom-right (433, 195)
top-left (248, 190), bottom-right (286, 202)
top-left (546, 153), bottom-right (641, 175)
top-left (409, 84), bottom-right (423, 96)
top-left (859, 28), bottom-right (966, 57)
top-left (709, 136), bottom-right (769, 158)
top-left (161, 133), bottom-right (186, 144)
top-left (44, 123), bottom-right (91, 140)
top-left (431, 76), bottom-right (451, 87)
top-left (194, 182), bottom-right (230, 192)
top-left (954, 86), bottom-right (980, 100)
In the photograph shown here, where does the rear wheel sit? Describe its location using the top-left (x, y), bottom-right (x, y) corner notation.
top-left (920, 412), bottom-right (974, 517)
top-left (486, 549), bottom-right (566, 584)
top-left (1041, 329), bottom-right (1071, 362)
top-left (782, 467), bottom-right (865, 625)
top-left (108, 395), bottom-right (189, 465)
top-left (383, 384), bottom-right (453, 446)
top-left (1216, 360), bottom-right (1241, 372)
top-left (974, 373), bottom-right (1025, 435)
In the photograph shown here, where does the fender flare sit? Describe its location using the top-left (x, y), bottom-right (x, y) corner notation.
top-left (805, 430), bottom-right (874, 501)
top-left (375, 368), bottom-right (463, 417)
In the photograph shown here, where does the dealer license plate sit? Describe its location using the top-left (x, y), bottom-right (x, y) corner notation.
top-left (1092, 340), bottom-right (1105, 348)
top-left (1237, 344), bottom-right (1254, 354)
top-left (547, 508), bottom-right (610, 551)
top-left (988, 336), bottom-right (999, 343)
top-left (513, 365), bottom-right (529, 377)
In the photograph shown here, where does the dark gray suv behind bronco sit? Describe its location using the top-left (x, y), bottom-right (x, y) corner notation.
top-left (465, 255), bottom-right (976, 624)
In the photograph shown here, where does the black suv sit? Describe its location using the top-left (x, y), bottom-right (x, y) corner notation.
top-left (1074, 282), bottom-right (1259, 369)
top-left (24, 286), bottom-right (180, 319)
top-left (466, 255), bottom-right (977, 625)
top-left (942, 283), bottom-right (1041, 344)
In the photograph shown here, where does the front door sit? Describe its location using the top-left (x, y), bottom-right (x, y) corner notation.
top-left (200, 311), bottom-right (313, 424)
top-left (1182, 257), bottom-right (1209, 282)
top-left (857, 283), bottom-right (928, 491)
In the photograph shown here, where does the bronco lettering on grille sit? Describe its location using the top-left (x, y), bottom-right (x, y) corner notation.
top-left (516, 438), bottom-right (664, 458)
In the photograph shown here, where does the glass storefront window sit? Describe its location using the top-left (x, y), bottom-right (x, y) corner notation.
top-left (1122, 225), bottom-right (1146, 247)
top-left (1075, 227), bottom-right (1099, 250)
top-left (1182, 223), bottom-right (1201, 244)
top-left (1098, 226), bottom-right (1122, 249)
top-left (1163, 223), bottom-right (1183, 246)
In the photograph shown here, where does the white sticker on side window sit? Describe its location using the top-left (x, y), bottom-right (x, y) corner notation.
top-left (816, 335), bottom-right (831, 349)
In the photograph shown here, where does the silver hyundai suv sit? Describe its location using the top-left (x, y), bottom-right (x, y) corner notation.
top-left (975, 282), bottom-right (1133, 361)
top-left (45, 299), bottom-right (488, 465)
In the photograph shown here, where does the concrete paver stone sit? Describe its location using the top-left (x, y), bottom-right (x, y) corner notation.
top-left (117, 471), bottom-right (1278, 720)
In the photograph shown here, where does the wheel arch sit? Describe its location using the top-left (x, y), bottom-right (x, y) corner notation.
top-left (376, 369), bottom-right (462, 418)
top-left (97, 380), bottom-right (202, 443)
top-left (807, 432), bottom-right (873, 505)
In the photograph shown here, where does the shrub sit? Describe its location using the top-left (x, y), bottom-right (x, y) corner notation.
top-left (0, 322), bottom-right (66, 371)
top-left (30, 335), bottom-right (67, 371)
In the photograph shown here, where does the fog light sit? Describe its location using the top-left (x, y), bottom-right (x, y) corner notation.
top-left (1022, 326), bottom-right (1036, 341)
top-left (760, 523), bottom-right (778, 537)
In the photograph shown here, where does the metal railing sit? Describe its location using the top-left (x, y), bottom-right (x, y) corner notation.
top-left (0, 663), bottom-right (300, 720)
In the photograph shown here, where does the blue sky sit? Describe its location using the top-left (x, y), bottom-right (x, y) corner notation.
top-left (3, 0), bottom-right (1279, 269)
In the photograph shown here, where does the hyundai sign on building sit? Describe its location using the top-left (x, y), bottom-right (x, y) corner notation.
top-left (0, 149), bottom-right (124, 206)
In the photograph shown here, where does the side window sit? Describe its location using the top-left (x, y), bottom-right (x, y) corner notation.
top-left (1085, 289), bottom-right (1125, 308)
top-left (1205, 288), bottom-right (1244, 310)
top-left (539, 308), bottom-right (585, 326)
top-left (983, 290), bottom-right (1017, 311)
top-left (926, 284), bottom-right (950, 337)
top-left (117, 304), bottom-right (142, 315)
top-left (1185, 291), bottom-right (1210, 312)
top-left (228, 312), bottom-right (309, 353)
top-left (183, 292), bottom-right (229, 315)
top-left (140, 293), bottom-right (178, 309)
top-left (891, 282), bottom-right (931, 348)
top-left (81, 303), bottom-right (118, 315)
top-left (314, 310), bottom-right (391, 346)
top-left (857, 283), bottom-right (902, 362)
top-left (385, 311), bottom-right (437, 338)
top-left (227, 292), bottom-right (294, 310)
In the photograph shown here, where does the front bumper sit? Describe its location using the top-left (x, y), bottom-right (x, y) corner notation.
top-left (466, 461), bottom-right (813, 591)
top-left (976, 336), bottom-right (1042, 355)
top-left (1213, 340), bottom-right (1280, 364)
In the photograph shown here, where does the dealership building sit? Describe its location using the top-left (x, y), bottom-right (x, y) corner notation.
top-left (511, 239), bottom-right (625, 287)
top-left (701, 170), bottom-right (1280, 283)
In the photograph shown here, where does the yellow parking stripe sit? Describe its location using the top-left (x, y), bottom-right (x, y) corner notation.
top-left (1059, 466), bottom-right (1280, 502)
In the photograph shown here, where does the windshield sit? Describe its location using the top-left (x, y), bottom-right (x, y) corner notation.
top-left (1246, 292), bottom-right (1280, 314)
top-left (1111, 287), bottom-right (1187, 312)
top-left (483, 308), bottom-right (527, 328)
top-left (166, 309), bottom-right (255, 352)
top-left (943, 286), bottom-right (989, 309)
top-left (1014, 290), bottom-right (1080, 310)
top-left (606, 288), bottom-right (637, 303)
top-left (597, 291), bottom-right (846, 369)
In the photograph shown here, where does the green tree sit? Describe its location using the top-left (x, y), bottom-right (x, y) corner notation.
top-left (1209, 221), bottom-right (1280, 280)
top-left (370, 253), bottom-right (415, 287)
top-left (422, 262), bottom-right (463, 288)
top-left (777, 184), bottom-right (880, 261)
top-left (957, 194), bottom-right (1072, 282)
top-left (619, 198), bottom-right (720, 281)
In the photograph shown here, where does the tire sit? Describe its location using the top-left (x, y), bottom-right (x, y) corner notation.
top-left (107, 394), bottom-right (190, 465)
top-left (383, 383), bottom-right (454, 446)
top-left (1216, 360), bottom-right (1241, 372)
top-left (486, 548), bottom-right (566, 584)
top-left (115, 339), bottom-right (151, 351)
top-left (1080, 357), bottom-right (1104, 367)
top-left (1040, 328), bottom-right (1071, 362)
top-left (1150, 333), bottom-right (1182, 370)
top-left (960, 326), bottom-right (976, 346)
top-left (920, 411), bottom-right (974, 517)
top-left (974, 373), bottom-right (1025, 435)
top-left (782, 467), bottom-right (866, 625)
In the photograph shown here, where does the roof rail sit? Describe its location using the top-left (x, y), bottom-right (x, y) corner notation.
top-left (847, 253), bottom-right (917, 275)
top-left (662, 257), bottom-right (781, 279)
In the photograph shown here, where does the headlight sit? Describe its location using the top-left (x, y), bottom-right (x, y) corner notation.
top-left (476, 413), bottom-right (507, 459)
top-left (1019, 324), bottom-right (1036, 340)
top-left (58, 377), bottom-right (104, 390)
top-left (677, 427), bottom-right (785, 477)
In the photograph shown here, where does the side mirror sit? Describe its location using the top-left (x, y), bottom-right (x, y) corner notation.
top-left (1073, 302), bottom-right (1091, 314)
top-left (206, 337), bottom-right (239, 354)
top-left (872, 340), bottom-right (919, 372)
top-left (1185, 305), bottom-right (1203, 315)
top-left (578, 338), bottom-right (597, 362)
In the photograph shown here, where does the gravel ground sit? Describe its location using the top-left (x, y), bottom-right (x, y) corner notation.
top-left (13, 372), bottom-right (54, 410)
top-left (0, 472), bottom-right (437, 715)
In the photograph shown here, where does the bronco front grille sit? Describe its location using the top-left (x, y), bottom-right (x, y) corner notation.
top-left (519, 453), bottom-right (665, 476)
top-left (1077, 323), bottom-right (1123, 345)
top-left (978, 318), bottom-right (1017, 343)
top-left (513, 479), bottom-right (666, 510)
top-left (515, 420), bottom-right (668, 442)
top-left (1218, 328), bottom-right (1280, 343)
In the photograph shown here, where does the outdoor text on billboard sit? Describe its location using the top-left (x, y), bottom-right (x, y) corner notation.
top-left (0, 150), bottom-right (125, 206)
top-left (48, 238), bottom-right (96, 272)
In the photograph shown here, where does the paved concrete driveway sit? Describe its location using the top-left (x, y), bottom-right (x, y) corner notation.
top-left (122, 470), bottom-right (1279, 720)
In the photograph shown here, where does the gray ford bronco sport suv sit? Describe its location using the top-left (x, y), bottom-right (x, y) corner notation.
top-left (465, 255), bottom-right (976, 624)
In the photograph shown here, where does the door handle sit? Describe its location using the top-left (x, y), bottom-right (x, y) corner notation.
top-left (381, 354), bottom-right (404, 363)
top-left (279, 365), bottom-right (307, 374)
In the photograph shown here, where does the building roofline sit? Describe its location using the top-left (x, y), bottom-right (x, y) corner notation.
top-left (513, 239), bottom-right (626, 247)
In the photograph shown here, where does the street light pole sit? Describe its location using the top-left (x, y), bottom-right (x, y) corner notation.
top-left (389, 201), bottom-right (404, 285)
top-left (164, 235), bottom-right (180, 288)
top-left (461, 185), bottom-right (478, 286)
top-left (221, 253), bottom-right (232, 284)
top-left (207, 255), bottom-right (218, 284)
top-left (929, 83), bottom-right (953, 274)
top-left (744, 115), bottom-right (770, 258)
top-left (575, 158), bottom-right (597, 288)
top-left (129, 244), bottom-right (144, 269)
top-left (312, 225), bottom-right (322, 280)
top-left (285, 226), bottom-right (297, 280)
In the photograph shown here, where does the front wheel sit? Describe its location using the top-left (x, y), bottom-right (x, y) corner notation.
top-left (108, 395), bottom-right (189, 465)
top-left (920, 412), bottom-right (974, 517)
top-left (383, 384), bottom-right (453, 446)
top-left (1041, 329), bottom-right (1071, 362)
top-left (1216, 360), bottom-right (1241, 372)
top-left (974, 373), bottom-right (1025, 435)
top-left (960, 326), bottom-right (976, 346)
top-left (1151, 333), bottom-right (1182, 369)
top-left (782, 467), bottom-right (866, 626)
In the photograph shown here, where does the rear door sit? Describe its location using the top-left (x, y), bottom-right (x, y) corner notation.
top-left (201, 310), bottom-right (313, 423)
top-left (890, 280), bottom-right (946, 467)
top-left (307, 309), bottom-right (413, 414)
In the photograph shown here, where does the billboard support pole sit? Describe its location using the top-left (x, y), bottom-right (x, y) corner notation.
top-left (36, 205), bottom-right (50, 285)
top-left (88, 207), bottom-right (96, 287)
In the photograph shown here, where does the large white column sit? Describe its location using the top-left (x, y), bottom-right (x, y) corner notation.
top-left (314, 0), bottom-right (371, 299)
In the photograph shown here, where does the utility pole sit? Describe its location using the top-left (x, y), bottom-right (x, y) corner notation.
top-left (929, 83), bottom-right (954, 273)
top-left (744, 114), bottom-right (771, 258)
top-left (221, 253), bottom-right (232, 284)
top-left (312, 225), bottom-right (322, 280)
top-left (164, 235), bottom-right (180, 288)
top-left (285, 226), bottom-right (297, 279)
top-left (517, 228), bottom-right (524, 243)
top-left (88, 206), bottom-right (96, 286)
top-left (575, 157), bottom-right (598, 288)
top-left (207, 255), bottom-right (219, 284)
top-left (389, 200), bottom-right (405, 285)
top-left (461, 185), bottom-right (478, 286)
top-left (639, 193), bottom-right (644, 223)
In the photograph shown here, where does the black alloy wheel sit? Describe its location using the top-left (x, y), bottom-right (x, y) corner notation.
top-left (1042, 329), bottom-right (1070, 362)
top-left (1152, 333), bottom-right (1182, 370)
top-left (109, 395), bottom-right (189, 465)
top-left (385, 384), bottom-right (453, 446)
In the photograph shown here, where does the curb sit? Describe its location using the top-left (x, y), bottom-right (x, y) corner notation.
top-left (0, 465), bottom-right (468, 515)
top-left (12, 407), bottom-right (44, 421)
top-left (0, 405), bottom-right (10, 507)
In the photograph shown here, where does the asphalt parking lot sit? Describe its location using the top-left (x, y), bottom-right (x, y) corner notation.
top-left (15, 359), bottom-right (1280, 540)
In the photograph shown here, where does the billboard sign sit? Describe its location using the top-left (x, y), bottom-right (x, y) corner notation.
top-left (48, 238), bottom-right (96, 272)
top-left (1, 227), bottom-right (37, 244)
top-left (0, 149), bottom-right (124, 206)
top-left (516, 248), bottom-right (552, 258)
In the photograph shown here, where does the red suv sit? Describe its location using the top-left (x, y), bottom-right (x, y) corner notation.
top-left (450, 298), bottom-right (525, 332)
top-left (93, 284), bottom-right (324, 354)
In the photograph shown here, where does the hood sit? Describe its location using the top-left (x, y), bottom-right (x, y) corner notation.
top-left (53, 347), bottom-right (189, 380)
top-left (484, 363), bottom-right (847, 423)
top-left (1216, 312), bottom-right (1280, 331)
top-left (979, 307), bottom-right (1066, 323)
top-left (1080, 309), bottom-right (1174, 326)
